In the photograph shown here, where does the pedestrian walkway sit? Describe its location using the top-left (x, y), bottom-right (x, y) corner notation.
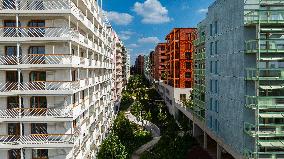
top-left (124, 110), bottom-right (161, 159)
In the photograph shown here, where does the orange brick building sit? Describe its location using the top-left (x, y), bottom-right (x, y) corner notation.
top-left (165, 28), bottom-right (197, 88)
top-left (153, 43), bottom-right (167, 81)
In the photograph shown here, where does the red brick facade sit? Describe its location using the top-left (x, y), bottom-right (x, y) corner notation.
top-left (153, 43), bottom-right (167, 81)
top-left (165, 28), bottom-right (197, 88)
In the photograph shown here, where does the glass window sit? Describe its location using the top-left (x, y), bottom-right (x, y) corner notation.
top-left (215, 61), bottom-right (218, 74)
top-left (185, 52), bottom-right (191, 59)
top-left (210, 24), bottom-right (213, 36)
top-left (215, 100), bottom-right (219, 113)
top-left (209, 116), bottom-right (213, 128)
top-left (29, 46), bottom-right (45, 55)
top-left (215, 21), bottom-right (218, 34)
top-left (185, 72), bottom-right (191, 78)
top-left (210, 61), bottom-right (213, 73)
top-left (186, 62), bottom-right (191, 69)
top-left (210, 98), bottom-right (213, 110)
top-left (215, 80), bottom-right (218, 93)
top-left (210, 80), bottom-right (213, 92)
top-left (210, 42), bottom-right (213, 55)
top-left (215, 41), bottom-right (218, 54)
top-left (185, 81), bottom-right (191, 88)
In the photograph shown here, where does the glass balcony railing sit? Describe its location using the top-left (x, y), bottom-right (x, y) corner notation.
top-left (245, 10), bottom-right (284, 25)
top-left (245, 96), bottom-right (284, 109)
top-left (245, 39), bottom-right (284, 53)
top-left (193, 52), bottom-right (205, 60)
top-left (244, 122), bottom-right (284, 137)
top-left (246, 68), bottom-right (284, 80)
top-left (193, 35), bottom-right (205, 46)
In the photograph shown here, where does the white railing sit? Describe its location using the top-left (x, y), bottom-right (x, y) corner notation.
top-left (0, 82), bottom-right (18, 92)
top-left (0, 108), bottom-right (72, 119)
top-left (0, 0), bottom-right (70, 10)
top-left (0, 55), bottom-right (17, 65)
top-left (19, 81), bottom-right (80, 91)
top-left (0, 134), bottom-right (73, 145)
top-left (21, 54), bottom-right (75, 65)
top-left (0, 27), bottom-right (75, 38)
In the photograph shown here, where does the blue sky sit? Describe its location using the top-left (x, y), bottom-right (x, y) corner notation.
top-left (104, 0), bottom-right (214, 65)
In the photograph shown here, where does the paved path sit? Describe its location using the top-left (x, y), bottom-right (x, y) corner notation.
top-left (124, 110), bottom-right (161, 159)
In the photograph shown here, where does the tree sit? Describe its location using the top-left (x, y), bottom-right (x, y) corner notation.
top-left (97, 133), bottom-right (128, 159)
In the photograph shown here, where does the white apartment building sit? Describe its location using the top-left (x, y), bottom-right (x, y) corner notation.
top-left (0, 0), bottom-right (121, 158)
top-left (113, 33), bottom-right (129, 112)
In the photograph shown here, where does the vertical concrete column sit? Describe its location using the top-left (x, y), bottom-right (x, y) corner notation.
top-left (203, 131), bottom-right (207, 149)
top-left (217, 144), bottom-right (222, 159)
top-left (192, 122), bottom-right (196, 137)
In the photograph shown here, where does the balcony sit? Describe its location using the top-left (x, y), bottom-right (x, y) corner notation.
top-left (193, 35), bottom-right (205, 46)
top-left (245, 39), bottom-right (284, 53)
top-left (245, 96), bottom-right (284, 109)
top-left (193, 52), bottom-right (205, 60)
top-left (245, 10), bottom-right (284, 25)
top-left (244, 122), bottom-right (284, 137)
top-left (0, 108), bottom-right (73, 122)
top-left (0, 134), bottom-right (73, 148)
top-left (246, 68), bottom-right (284, 80)
top-left (0, 81), bottom-right (80, 95)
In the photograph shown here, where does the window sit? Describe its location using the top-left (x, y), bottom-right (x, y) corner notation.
top-left (180, 94), bottom-right (186, 102)
top-left (161, 46), bottom-right (165, 51)
top-left (215, 21), bottom-right (218, 34)
top-left (185, 81), bottom-right (191, 88)
top-left (186, 62), bottom-right (191, 69)
top-left (215, 100), bottom-right (219, 113)
top-left (215, 41), bottom-right (218, 54)
top-left (209, 116), bottom-right (213, 128)
top-left (32, 149), bottom-right (48, 159)
top-left (210, 98), bottom-right (213, 110)
top-left (210, 24), bottom-right (213, 36)
top-left (210, 80), bottom-right (213, 92)
top-left (29, 71), bottom-right (46, 81)
top-left (29, 46), bottom-right (45, 55)
top-left (185, 72), bottom-right (191, 78)
top-left (215, 80), bottom-right (218, 93)
top-left (188, 33), bottom-right (192, 40)
top-left (81, 90), bottom-right (85, 99)
top-left (175, 80), bottom-right (179, 87)
top-left (215, 61), bottom-right (218, 74)
top-left (210, 42), bottom-right (213, 55)
top-left (210, 61), bottom-right (213, 73)
top-left (215, 119), bottom-right (218, 132)
top-left (185, 52), bottom-right (191, 60)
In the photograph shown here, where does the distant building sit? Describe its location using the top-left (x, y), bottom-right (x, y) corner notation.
top-left (134, 55), bottom-right (144, 75)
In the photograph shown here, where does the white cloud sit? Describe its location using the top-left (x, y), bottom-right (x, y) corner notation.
top-left (119, 31), bottom-right (134, 40)
top-left (197, 8), bottom-right (208, 14)
top-left (129, 43), bottom-right (139, 48)
top-left (133, 0), bottom-right (171, 24)
top-left (106, 11), bottom-right (133, 25)
top-left (138, 37), bottom-right (160, 44)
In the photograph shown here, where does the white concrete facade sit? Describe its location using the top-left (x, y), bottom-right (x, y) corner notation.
top-left (0, 0), bottom-right (122, 158)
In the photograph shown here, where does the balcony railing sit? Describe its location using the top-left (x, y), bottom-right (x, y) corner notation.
top-left (245, 39), bottom-right (284, 53)
top-left (20, 81), bottom-right (80, 91)
top-left (0, 108), bottom-right (72, 120)
top-left (244, 122), bottom-right (284, 137)
top-left (0, 0), bottom-right (70, 10)
top-left (246, 68), bottom-right (284, 80)
top-left (245, 95), bottom-right (284, 109)
top-left (0, 27), bottom-right (75, 38)
top-left (245, 10), bottom-right (284, 25)
top-left (0, 134), bottom-right (73, 147)
top-left (193, 35), bottom-right (205, 46)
